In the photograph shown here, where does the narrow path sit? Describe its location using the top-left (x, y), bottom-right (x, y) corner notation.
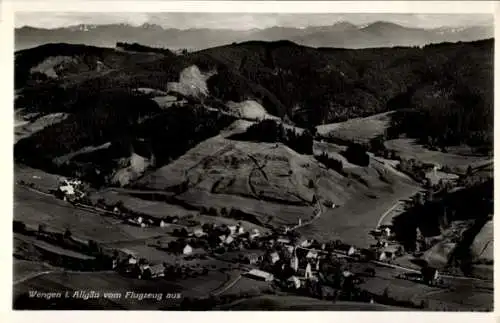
top-left (14, 270), bottom-right (55, 285)
top-left (291, 200), bottom-right (323, 231)
top-left (212, 275), bottom-right (242, 296)
top-left (247, 153), bottom-right (269, 181)
top-left (14, 269), bottom-right (118, 286)
top-left (19, 185), bottom-right (53, 198)
top-left (376, 201), bottom-right (402, 228)
top-left (247, 168), bottom-right (259, 198)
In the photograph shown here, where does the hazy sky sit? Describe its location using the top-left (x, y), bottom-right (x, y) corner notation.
top-left (15, 13), bottom-right (493, 30)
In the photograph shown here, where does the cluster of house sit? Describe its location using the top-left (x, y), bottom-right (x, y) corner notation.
top-left (113, 252), bottom-right (166, 279)
top-left (370, 225), bottom-right (404, 262)
top-left (166, 222), bottom-right (263, 256)
top-left (56, 178), bottom-right (86, 202)
top-left (112, 222), bottom-right (264, 280)
top-left (123, 215), bottom-right (171, 229)
top-left (243, 235), bottom-right (361, 290)
top-left (107, 203), bottom-right (186, 230)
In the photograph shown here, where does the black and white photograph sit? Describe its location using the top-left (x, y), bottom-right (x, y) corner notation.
top-left (11, 2), bottom-right (494, 312)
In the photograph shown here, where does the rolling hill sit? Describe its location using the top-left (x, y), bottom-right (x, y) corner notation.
top-left (16, 38), bottom-right (493, 142)
top-left (13, 39), bottom-right (492, 233)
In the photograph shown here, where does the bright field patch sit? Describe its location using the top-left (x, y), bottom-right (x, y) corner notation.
top-left (317, 111), bottom-right (393, 144)
top-left (385, 138), bottom-right (490, 172)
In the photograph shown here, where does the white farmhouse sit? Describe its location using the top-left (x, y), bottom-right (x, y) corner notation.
top-left (183, 244), bottom-right (193, 255)
top-left (304, 263), bottom-right (312, 279)
top-left (270, 252), bottom-right (280, 264)
top-left (288, 276), bottom-right (301, 289)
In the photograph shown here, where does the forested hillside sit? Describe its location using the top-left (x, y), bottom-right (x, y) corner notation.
top-left (14, 39), bottom-right (493, 185)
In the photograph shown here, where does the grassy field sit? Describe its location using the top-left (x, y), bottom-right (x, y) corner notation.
top-left (317, 111), bottom-right (394, 145)
top-left (14, 185), bottom-right (163, 243)
top-left (177, 270), bottom-right (232, 298)
top-left (314, 111), bottom-right (490, 175)
top-left (15, 234), bottom-right (95, 260)
top-left (14, 112), bottom-right (69, 144)
top-left (177, 190), bottom-right (311, 227)
top-left (226, 100), bottom-right (279, 121)
top-left (134, 131), bottom-right (423, 231)
top-left (89, 189), bottom-right (196, 219)
top-left (218, 275), bottom-right (272, 297)
top-left (15, 164), bottom-right (63, 193)
top-left (349, 259), bottom-right (493, 311)
top-left (298, 178), bottom-right (420, 248)
top-left (133, 133), bottom-right (358, 227)
top-left (218, 295), bottom-right (406, 311)
top-left (471, 220), bottom-right (493, 263)
top-left (195, 214), bottom-right (270, 233)
top-left (357, 270), bottom-right (492, 311)
top-left (13, 259), bottom-right (54, 282)
top-left (424, 287), bottom-right (493, 311)
top-left (469, 220), bottom-right (493, 280)
top-left (385, 138), bottom-right (490, 172)
top-left (14, 267), bottom-right (239, 309)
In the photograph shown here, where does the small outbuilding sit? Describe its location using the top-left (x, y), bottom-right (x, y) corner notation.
top-left (183, 244), bottom-right (193, 255)
top-left (287, 276), bottom-right (301, 289)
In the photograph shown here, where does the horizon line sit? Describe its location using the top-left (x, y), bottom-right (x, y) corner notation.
top-left (14, 20), bottom-right (493, 32)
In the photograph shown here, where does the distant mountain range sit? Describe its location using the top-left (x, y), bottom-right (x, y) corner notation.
top-left (15, 21), bottom-right (493, 51)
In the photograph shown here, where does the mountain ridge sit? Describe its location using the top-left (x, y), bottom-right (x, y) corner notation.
top-left (15, 21), bottom-right (493, 51)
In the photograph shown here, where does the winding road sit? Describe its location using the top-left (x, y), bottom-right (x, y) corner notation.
top-left (212, 274), bottom-right (243, 296)
top-left (376, 201), bottom-right (403, 229)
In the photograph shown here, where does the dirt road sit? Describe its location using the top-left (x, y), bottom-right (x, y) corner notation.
top-left (14, 270), bottom-right (55, 285)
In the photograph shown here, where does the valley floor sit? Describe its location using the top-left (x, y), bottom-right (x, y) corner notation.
top-left (12, 165), bottom-right (493, 311)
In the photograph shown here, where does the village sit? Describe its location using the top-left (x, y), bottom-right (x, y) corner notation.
top-left (26, 175), bottom-right (442, 306)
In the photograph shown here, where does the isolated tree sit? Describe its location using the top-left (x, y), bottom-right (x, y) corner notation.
top-left (38, 224), bottom-right (47, 235)
top-left (424, 178), bottom-right (432, 189)
top-left (13, 221), bottom-right (26, 233)
top-left (115, 200), bottom-right (124, 211)
top-left (344, 143), bottom-right (370, 167)
top-left (414, 192), bottom-right (424, 207)
top-left (382, 287), bottom-right (390, 299)
top-left (64, 228), bottom-right (72, 239)
top-left (426, 189), bottom-right (434, 203)
top-left (208, 207), bottom-right (218, 216)
top-left (441, 206), bottom-right (450, 228)
top-left (88, 239), bottom-right (100, 254)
